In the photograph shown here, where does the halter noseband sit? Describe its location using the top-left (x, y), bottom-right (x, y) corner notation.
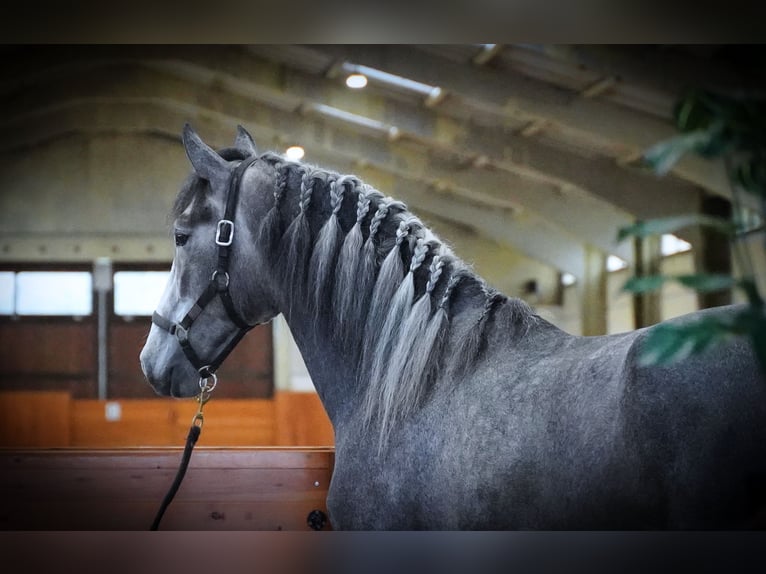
top-left (151, 153), bottom-right (260, 379)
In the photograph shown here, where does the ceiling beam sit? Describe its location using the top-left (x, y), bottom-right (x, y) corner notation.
top-left (241, 45), bottom-right (703, 219)
top-left (0, 58), bottom-right (635, 261)
top-left (304, 44), bottom-right (732, 200)
top-left (530, 45), bottom-right (766, 98)
top-left (1, 46), bottom-right (704, 224)
top-left (0, 97), bottom-right (588, 278)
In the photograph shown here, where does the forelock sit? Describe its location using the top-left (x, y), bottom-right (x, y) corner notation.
top-left (171, 175), bottom-right (214, 224)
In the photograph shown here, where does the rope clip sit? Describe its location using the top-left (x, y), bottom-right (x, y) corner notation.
top-left (192, 370), bottom-right (217, 428)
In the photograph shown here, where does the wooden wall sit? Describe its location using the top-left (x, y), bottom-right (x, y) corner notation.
top-left (0, 320), bottom-right (97, 397)
top-left (0, 314), bottom-right (274, 400)
top-left (0, 391), bottom-right (334, 448)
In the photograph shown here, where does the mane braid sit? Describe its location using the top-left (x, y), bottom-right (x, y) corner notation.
top-left (372, 249), bottom-right (448, 450)
top-left (341, 196), bottom-right (404, 355)
top-left (256, 159), bottom-right (289, 264)
top-left (447, 288), bottom-right (507, 381)
top-left (366, 233), bottom-right (429, 438)
top-left (277, 169), bottom-right (316, 314)
top-left (361, 218), bottom-right (412, 384)
top-left (332, 180), bottom-right (372, 342)
top-left (307, 175), bottom-right (344, 317)
top-left (251, 153), bottom-right (515, 451)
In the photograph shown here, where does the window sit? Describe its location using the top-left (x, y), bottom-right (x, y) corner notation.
top-left (606, 255), bottom-right (628, 272)
top-left (113, 271), bottom-right (170, 317)
top-left (0, 272), bottom-right (13, 314)
top-left (661, 234), bottom-right (692, 256)
top-left (0, 271), bottom-right (93, 316)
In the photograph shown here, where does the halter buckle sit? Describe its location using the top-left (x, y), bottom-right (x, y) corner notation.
top-left (175, 324), bottom-right (189, 344)
top-left (215, 219), bottom-right (234, 246)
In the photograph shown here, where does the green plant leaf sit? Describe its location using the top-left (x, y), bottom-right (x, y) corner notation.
top-left (617, 215), bottom-right (735, 243)
top-left (622, 275), bottom-right (667, 293)
top-left (643, 121), bottom-right (727, 175)
top-left (676, 274), bottom-right (739, 292)
top-left (731, 155), bottom-right (766, 199)
top-left (638, 316), bottom-right (736, 367)
top-left (674, 91), bottom-right (717, 132)
top-left (622, 274), bottom-right (738, 295)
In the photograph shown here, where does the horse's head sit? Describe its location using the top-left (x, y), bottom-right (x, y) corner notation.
top-left (140, 124), bottom-right (279, 397)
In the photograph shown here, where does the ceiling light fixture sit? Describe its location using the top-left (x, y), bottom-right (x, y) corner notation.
top-left (345, 73), bottom-right (368, 89)
top-left (285, 146), bottom-right (305, 161)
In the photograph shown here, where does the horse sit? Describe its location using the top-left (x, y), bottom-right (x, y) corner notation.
top-left (140, 124), bottom-right (766, 530)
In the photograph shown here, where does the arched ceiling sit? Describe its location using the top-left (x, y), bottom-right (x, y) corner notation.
top-left (0, 44), bottom-right (759, 294)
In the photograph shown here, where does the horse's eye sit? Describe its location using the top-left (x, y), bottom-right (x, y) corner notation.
top-left (174, 232), bottom-right (189, 247)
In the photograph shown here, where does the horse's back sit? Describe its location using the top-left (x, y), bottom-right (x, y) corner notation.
top-left (621, 305), bottom-right (766, 528)
top-left (329, 304), bottom-right (766, 529)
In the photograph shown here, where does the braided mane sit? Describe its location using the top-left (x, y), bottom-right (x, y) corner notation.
top-left (253, 152), bottom-right (526, 446)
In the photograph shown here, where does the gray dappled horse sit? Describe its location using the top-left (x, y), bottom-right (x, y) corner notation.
top-left (140, 125), bottom-right (766, 529)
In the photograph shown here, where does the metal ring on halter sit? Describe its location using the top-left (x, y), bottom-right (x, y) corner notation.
top-left (211, 270), bottom-right (230, 289)
top-left (198, 370), bottom-right (218, 393)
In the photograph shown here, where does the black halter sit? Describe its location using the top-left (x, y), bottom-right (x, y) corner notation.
top-left (151, 153), bottom-right (260, 379)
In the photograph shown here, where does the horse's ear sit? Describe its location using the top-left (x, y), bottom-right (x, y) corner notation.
top-left (233, 125), bottom-right (257, 156)
top-left (181, 123), bottom-right (229, 189)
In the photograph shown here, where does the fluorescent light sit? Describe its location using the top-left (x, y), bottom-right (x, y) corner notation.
top-left (561, 273), bottom-right (576, 287)
top-left (345, 73), bottom-right (368, 89)
top-left (285, 146), bottom-right (305, 161)
top-left (307, 103), bottom-right (392, 134)
top-left (341, 62), bottom-right (439, 97)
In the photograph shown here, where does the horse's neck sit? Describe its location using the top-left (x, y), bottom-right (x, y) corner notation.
top-left (280, 276), bottom-right (493, 428)
top-left (280, 307), bottom-right (362, 426)
top-left (256, 163), bottom-right (511, 426)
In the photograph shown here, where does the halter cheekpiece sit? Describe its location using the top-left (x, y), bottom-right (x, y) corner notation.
top-left (151, 153), bottom-right (260, 379)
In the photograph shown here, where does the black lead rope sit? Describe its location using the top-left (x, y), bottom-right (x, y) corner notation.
top-left (150, 424), bottom-right (201, 531)
top-left (150, 377), bottom-right (214, 531)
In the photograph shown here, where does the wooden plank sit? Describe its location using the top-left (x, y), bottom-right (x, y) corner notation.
top-left (274, 392), bottom-right (334, 447)
top-left (3, 467), bottom-right (330, 502)
top-left (0, 323), bottom-right (95, 376)
top-left (0, 500), bottom-right (331, 531)
top-left (0, 448), bottom-right (334, 530)
top-left (0, 448), bottom-right (334, 470)
top-left (70, 398), bottom-right (276, 447)
top-left (1, 392), bottom-right (333, 448)
top-left (71, 399), bottom-right (196, 447)
top-left (0, 391), bottom-right (71, 447)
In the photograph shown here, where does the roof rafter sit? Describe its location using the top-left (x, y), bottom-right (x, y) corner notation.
top-left (0, 60), bottom-right (632, 263)
top-left (303, 44), bottom-right (732, 200)
top-left (0, 97), bottom-right (588, 278)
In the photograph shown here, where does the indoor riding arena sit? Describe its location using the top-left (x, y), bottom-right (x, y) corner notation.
top-left (1, 45), bottom-right (764, 533)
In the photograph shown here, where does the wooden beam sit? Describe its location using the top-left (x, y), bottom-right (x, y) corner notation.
top-left (0, 59), bottom-right (634, 262)
top-left (305, 44), bottom-right (732, 201)
top-left (243, 45), bottom-right (703, 217)
top-left (2, 48), bottom-right (701, 223)
top-left (580, 244), bottom-right (608, 336)
top-left (694, 194), bottom-right (734, 309)
top-left (535, 45), bottom-right (766, 103)
top-left (632, 234), bottom-right (662, 328)
top-left (0, 98), bottom-right (587, 278)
